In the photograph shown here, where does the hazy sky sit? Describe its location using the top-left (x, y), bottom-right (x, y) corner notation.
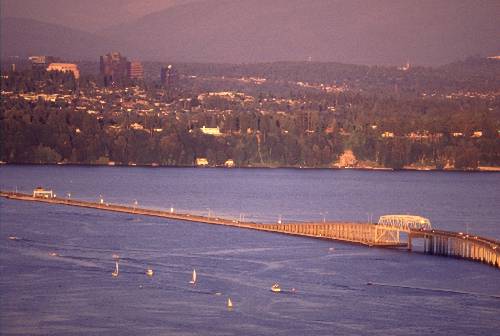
top-left (2, 0), bottom-right (499, 64)
top-left (1, 0), bottom-right (200, 32)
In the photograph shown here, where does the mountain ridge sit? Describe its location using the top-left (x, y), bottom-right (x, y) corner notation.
top-left (0, 17), bottom-right (121, 60)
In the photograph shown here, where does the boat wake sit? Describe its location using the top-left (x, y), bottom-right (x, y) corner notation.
top-left (366, 282), bottom-right (500, 299)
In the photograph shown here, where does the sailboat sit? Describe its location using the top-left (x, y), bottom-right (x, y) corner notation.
top-left (227, 297), bottom-right (233, 309)
top-left (189, 269), bottom-right (197, 284)
top-left (112, 261), bottom-right (119, 277)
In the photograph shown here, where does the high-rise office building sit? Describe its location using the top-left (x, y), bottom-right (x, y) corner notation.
top-left (127, 61), bottom-right (144, 80)
top-left (160, 64), bottom-right (178, 88)
top-left (29, 55), bottom-right (60, 69)
top-left (100, 52), bottom-right (128, 86)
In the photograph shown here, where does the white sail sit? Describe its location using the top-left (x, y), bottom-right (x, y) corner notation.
top-left (227, 297), bottom-right (233, 308)
top-left (189, 269), bottom-right (197, 284)
top-left (112, 261), bottom-right (119, 277)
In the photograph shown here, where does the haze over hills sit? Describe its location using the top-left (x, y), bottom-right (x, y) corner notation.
top-left (0, 17), bottom-right (120, 60)
top-left (100, 0), bottom-right (500, 65)
top-left (2, 0), bottom-right (500, 65)
top-left (0, 0), bottom-right (201, 32)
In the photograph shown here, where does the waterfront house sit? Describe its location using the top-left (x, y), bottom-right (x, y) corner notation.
top-left (196, 158), bottom-right (209, 167)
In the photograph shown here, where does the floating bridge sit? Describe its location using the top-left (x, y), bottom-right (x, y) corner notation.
top-left (1, 191), bottom-right (499, 269)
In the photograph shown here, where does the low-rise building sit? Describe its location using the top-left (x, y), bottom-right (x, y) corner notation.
top-left (196, 158), bottom-right (209, 167)
top-left (46, 63), bottom-right (80, 79)
top-left (130, 122), bottom-right (145, 130)
top-left (200, 126), bottom-right (222, 136)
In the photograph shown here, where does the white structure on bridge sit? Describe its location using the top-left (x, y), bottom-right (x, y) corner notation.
top-left (33, 187), bottom-right (53, 198)
top-left (377, 215), bottom-right (432, 232)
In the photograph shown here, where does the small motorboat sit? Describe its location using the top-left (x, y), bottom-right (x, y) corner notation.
top-left (146, 268), bottom-right (154, 277)
top-left (271, 283), bottom-right (281, 293)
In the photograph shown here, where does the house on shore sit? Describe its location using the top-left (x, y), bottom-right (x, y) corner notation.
top-left (196, 158), bottom-right (209, 167)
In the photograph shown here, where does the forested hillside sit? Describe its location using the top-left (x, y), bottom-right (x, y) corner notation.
top-left (1, 60), bottom-right (499, 169)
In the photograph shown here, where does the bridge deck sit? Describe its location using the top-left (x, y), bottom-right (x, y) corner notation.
top-left (0, 191), bottom-right (404, 247)
top-left (1, 191), bottom-right (498, 269)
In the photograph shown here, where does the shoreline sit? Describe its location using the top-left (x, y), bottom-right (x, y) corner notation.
top-left (1, 162), bottom-right (499, 172)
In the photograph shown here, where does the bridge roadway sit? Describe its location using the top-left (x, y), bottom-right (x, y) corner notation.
top-left (409, 229), bottom-right (500, 269)
top-left (1, 191), bottom-right (499, 269)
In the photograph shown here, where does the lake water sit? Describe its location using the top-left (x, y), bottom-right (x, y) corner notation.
top-left (1, 166), bottom-right (499, 335)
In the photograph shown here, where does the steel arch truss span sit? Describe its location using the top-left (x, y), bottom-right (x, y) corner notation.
top-left (377, 215), bottom-right (432, 232)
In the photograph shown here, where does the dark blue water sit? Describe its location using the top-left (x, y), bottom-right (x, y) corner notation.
top-left (1, 166), bottom-right (499, 335)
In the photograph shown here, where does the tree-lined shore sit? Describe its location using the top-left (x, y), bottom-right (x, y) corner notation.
top-left (1, 58), bottom-right (499, 169)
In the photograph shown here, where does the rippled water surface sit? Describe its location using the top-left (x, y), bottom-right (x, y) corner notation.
top-left (1, 166), bottom-right (499, 335)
